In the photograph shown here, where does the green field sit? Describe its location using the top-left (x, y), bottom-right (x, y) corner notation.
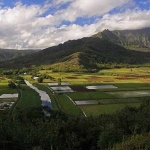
top-left (79, 103), bottom-right (141, 116)
top-left (56, 94), bottom-right (83, 116)
top-left (67, 91), bottom-right (116, 100)
top-left (0, 98), bottom-right (17, 103)
top-left (0, 78), bottom-right (18, 111)
top-left (0, 85), bottom-right (18, 95)
top-left (13, 84), bottom-right (41, 114)
top-left (38, 67), bottom-right (150, 84)
top-left (1, 67), bottom-right (149, 116)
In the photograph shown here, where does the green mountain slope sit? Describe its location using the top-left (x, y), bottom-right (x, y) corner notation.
top-left (0, 49), bottom-right (39, 61)
top-left (1, 37), bottom-right (150, 71)
top-left (94, 27), bottom-right (150, 51)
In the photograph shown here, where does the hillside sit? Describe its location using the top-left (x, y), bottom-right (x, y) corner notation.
top-left (94, 27), bottom-right (150, 51)
top-left (1, 37), bottom-right (150, 71)
top-left (0, 49), bottom-right (39, 61)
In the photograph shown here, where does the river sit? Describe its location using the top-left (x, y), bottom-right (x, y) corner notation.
top-left (24, 80), bottom-right (53, 109)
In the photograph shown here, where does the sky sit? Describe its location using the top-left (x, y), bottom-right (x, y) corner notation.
top-left (0, 0), bottom-right (150, 49)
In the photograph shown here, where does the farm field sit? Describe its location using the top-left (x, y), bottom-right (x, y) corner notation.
top-left (24, 67), bottom-right (149, 116)
top-left (79, 103), bottom-right (141, 116)
top-left (0, 77), bottom-right (18, 110)
top-left (56, 94), bottom-right (83, 116)
top-left (38, 67), bottom-right (150, 84)
top-left (13, 84), bottom-right (41, 114)
top-left (1, 67), bottom-right (149, 116)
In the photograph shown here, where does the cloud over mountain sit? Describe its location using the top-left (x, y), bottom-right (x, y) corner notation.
top-left (0, 0), bottom-right (149, 49)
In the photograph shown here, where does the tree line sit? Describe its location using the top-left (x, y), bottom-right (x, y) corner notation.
top-left (1, 99), bottom-right (150, 150)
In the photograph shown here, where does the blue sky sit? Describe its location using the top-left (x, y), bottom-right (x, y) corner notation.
top-left (0, 0), bottom-right (150, 49)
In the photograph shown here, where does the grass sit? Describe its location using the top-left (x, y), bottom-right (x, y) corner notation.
top-left (79, 103), bottom-right (141, 116)
top-left (13, 84), bottom-right (41, 114)
top-left (0, 98), bottom-right (17, 102)
top-left (6, 66), bottom-right (149, 116)
top-left (0, 85), bottom-right (18, 95)
top-left (56, 94), bottom-right (83, 116)
top-left (67, 91), bottom-right (116, 100)
top-left (107, 91), bottom-right (150, 98)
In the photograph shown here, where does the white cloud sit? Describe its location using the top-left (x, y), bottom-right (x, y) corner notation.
top-left (52, 0), bottom-right (74, 5)
top-left (98, 9), bottom-right (150, 31)
top-left (41, 9), bottom-right (150, 47)
top-left (0, 1), bottom-right (149, 49)
top-left (54, 0), bottom-right (133, 22)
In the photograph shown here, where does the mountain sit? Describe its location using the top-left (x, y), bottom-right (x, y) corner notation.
top-left (94, 27), bottom-right (150, 51)
top-left (0, 49), bottom-right (40, 61)
top-left (1, 37), bottom-right (150, 72)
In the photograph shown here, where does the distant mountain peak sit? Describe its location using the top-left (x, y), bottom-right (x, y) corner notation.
top-left (94, 27), bottom-right (150, 51)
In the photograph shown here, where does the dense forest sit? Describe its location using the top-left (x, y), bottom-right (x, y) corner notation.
top-left (1, 99), bottom-right (150, 150)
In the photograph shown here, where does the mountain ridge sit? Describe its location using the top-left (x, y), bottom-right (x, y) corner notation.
top-left (0, 49), bottom-right (40, 61)
top-left (94, 27), bottom-right (150, 51)
top-left (1, 27), bottom-right (150, 71)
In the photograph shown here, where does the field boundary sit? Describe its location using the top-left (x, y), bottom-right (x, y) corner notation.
top-left (64, 94), bottom-right (87, 117)
top-left (9, 87), bottom-right (21, 116)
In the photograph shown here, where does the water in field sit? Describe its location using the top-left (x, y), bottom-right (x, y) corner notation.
top-left (48, 82), bottom-right (70, 86)
top-left (108, 90), bottom-right (150, 98)
top-left (48, 83), bottom-right (58, 86)
top-left (75, 100), bottom-right (99, 105)
top-left (51, 86), bottom-right (74, 93)
top-left (0, 93), bottom-right (18, 98)
top-left (25, 80), bottom-right (52, 109)
top-left (86, 85), bottom-right (118, 90)
top-left (61, 82), bottom-right (70, 85)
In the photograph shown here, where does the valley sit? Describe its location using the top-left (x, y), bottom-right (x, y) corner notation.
top-left (0, 27), bottom-right (150, 150)
top-left (1, 66), bottom-right (150, 117)
top-left (1, 0), bottom-right (150, 149)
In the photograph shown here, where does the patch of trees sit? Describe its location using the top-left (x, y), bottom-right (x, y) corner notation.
top-left (13, 76), bottom-right (25, 84)
top-left (8, 80), bottom-right (16, 89)
top-left (1, 99), bottom-right (150, 150)
top-left (37, 77), bottom-right (43, 83)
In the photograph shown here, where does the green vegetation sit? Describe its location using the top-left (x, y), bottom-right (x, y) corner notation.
top-left (112, 133), bottom-right (150, 150)
top-left (13, 84), bottom-right (41, 114)
top-left (1, 36), bottom-right (150, 71)
top-left (67, 91), bottom-right (115, 100)
top-left (79, 103), bottom-right (141, 116)
top-left (0, 98), bottom-right (16, 102)
top-left (56, 94), bottom-right (82, 115)
top-left (94, 27), bottom-right (150, 50)
top-left (1, 99), bottom-right (150, 149)
top-left (0, 84), bottom-right (17, 95)
top-left (1, 27), bottom-right (150, 149)
top-left (37, 77), bottom-right (43, 83)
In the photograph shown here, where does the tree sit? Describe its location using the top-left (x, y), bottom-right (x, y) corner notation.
top-left (58, 78), bottom-right (61, 85)
top-left (8, 81), bottom-right (16, 89)
top-left (38, 77), bottom-right (43, 83)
